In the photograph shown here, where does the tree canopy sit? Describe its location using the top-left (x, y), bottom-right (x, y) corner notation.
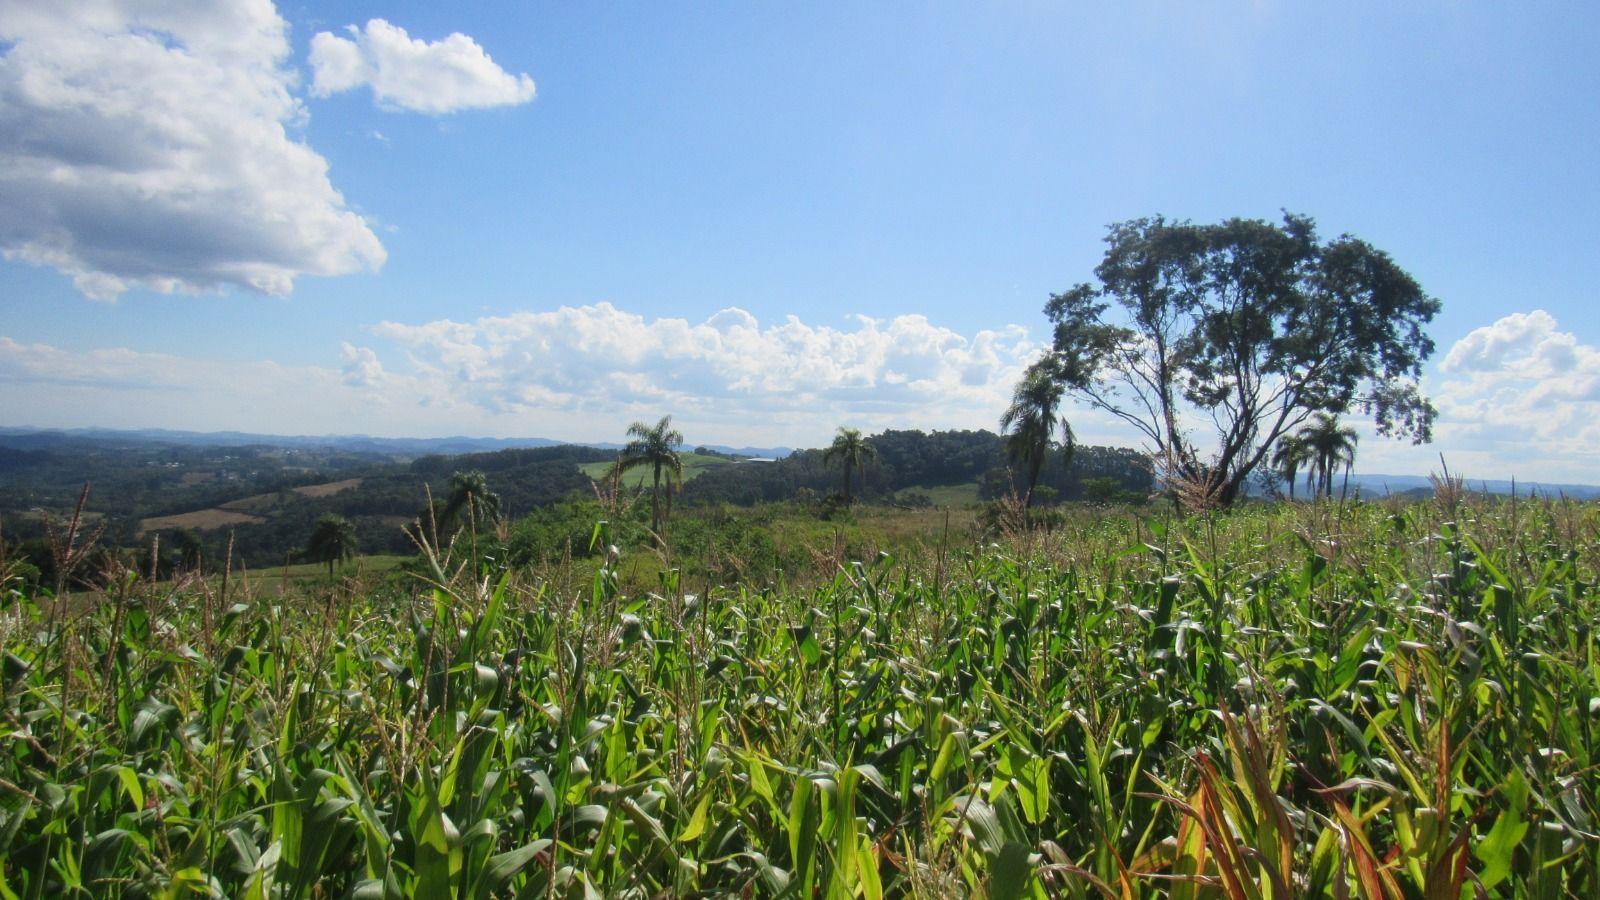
top-left (1296, 413), bottom-right (1360, 499)
top-left (1039, 212), bottom-right (1438, 505)
top-left (619, 415), bottom-right (684, 536)
top-left (440, 470), bottom-right (501, 535)
top-left (823, 427), bottom-right (876, 502)
top-left (1000, 360), bottom-right (1074, 510)
top-left (305, 513), bottom-right (357, 577)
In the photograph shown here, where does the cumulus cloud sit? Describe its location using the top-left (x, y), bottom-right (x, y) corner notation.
top-left (0, 305), bottom-right (1055, 446)
top-left (310, 19), bottom-right (536, 114)
top-left (1369, 309), bottom-right (1600, 482)
top-left (340, 342), bottom-right (385, 387)
top-left (368, 303), bottom-right (1040, 437)
top-left (1441, 309), bottom-right (1580, 378)
top-left (0, 0), bottom-right (385, 301)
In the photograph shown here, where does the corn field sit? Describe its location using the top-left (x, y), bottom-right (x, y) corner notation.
top-left (2, 498), bottom-right (1597, 897)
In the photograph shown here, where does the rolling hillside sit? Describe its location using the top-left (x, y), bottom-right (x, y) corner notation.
top-left (137, 478), bottom-right (365, 535)
top-left (578, 452), bottom-right (739, 487)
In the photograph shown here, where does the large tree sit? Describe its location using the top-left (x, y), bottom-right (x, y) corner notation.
top-left (824, 427), bottom-right (876, 502)
top-left (1039, 212), bottom-right (1437, 506)
top-left (999, 360), bottom-right (1075, 511)
top-left (306, 513), bottom-right (357, 577)
top-left (619, 415), bottom-right (684, 536)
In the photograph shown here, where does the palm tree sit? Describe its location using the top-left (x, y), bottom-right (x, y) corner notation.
top-left (618, 415), bottom-right (684, 536)
top-left (1296, 413), bottom-right (1359, 498)
top-left (440, 470), bottom-right (501, 534)
top-left (306, 513), bottom-right (357, 577)
top-left (824, 427), bottom-right (876, 502)
top-left (1271, 433), bottom-right (1312, 501)
top-left (1000, 360), bottom-right (1073, 509)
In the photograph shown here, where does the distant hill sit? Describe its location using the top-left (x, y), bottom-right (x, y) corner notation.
top-left (0, 427), bottom-right (793, 460)
top-left (1268, 473), bottom-right (1600, 500)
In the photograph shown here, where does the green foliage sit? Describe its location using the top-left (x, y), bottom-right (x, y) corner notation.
top-left (1080, 476), bottom-right (1124, 503)
top-left (506, 500), bottom-right (647, 564)
top-left (1000, 360), bottom-right (1074, 508)
top-left (1, 436), bottom-right (612, 570)
top-left (2, 498), bottom-right (1597, 896)
top-left (824, 426), bottom-right (877, 502)
top-left (618, 415), bottom-right (685, 535)
top-left (440, 470), bottom-right (502, 534)
top-left (579, 452), bottom-right (731, 487)
top-left (684, 428), bottom-right (1152, 507)
top-left (305, 512), bottom-right (358, 575)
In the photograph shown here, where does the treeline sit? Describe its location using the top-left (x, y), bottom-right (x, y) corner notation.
top-left (407, 445), bottom-right (611, 513)
top-left (169, 445), bottom-right (617, 568)
top-left (680, 428), bottom-right (1151, 505)
top-left (0, 438), bottom-right (381, 539)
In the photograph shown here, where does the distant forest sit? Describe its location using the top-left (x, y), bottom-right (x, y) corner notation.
top-left (0, 428), bottom-right (1151, 579)
top-left (680, 429), bottom-right (1149, 506)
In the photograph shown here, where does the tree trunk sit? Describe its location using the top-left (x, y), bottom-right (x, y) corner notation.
top-left (1026, 454), bottom-right (1043, 508)
top-left (1216, 472), bottom-right (1243, 508)
top-left (651, 465), bottom-right (661, 534)
top-left (843, 463), bottom-right (852, 502)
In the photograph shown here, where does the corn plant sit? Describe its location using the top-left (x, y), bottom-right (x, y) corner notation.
top-left (0, 498), bottom-right (1596, 896)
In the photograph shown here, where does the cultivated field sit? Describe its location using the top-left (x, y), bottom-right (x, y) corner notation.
top-left (579, 451), bottom-right (734, 488)
top-left (136, 478), bottom-right (366, 534)
top-left (290, 477), bottom-right (364, 499)
top-left (135, 507), bottom-right (265, 534)
top-left (2, 496), bottom-right (1596, 896)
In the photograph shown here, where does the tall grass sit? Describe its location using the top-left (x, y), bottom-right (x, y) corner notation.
top-left (1, 496), bottom-right (1596, 896)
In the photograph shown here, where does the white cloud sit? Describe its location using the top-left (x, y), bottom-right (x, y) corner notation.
top-left (0, 335), bottom-right (457, 435)
top-left (0, 0), bottom-right (385, 301)
top-left (1441, 309), bottom-right (1579, 379)
top-left (340, 342), bottom-right (385, 387)
top-left (0, 302), bottom-right (1062, 441)
top-left (309, 19), bottom-right (536, 114)
top-left (1356, 309), bottom-right (1600, 483)
top-left (368, 303), bottom-right (1042, 440)
top-left (0, 305), bottom-right (1054, 446)
top-left (1437, 309), bottom-right (1600, 408)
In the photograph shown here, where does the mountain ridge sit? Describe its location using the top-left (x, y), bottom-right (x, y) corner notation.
top-left (0, 426), bottom-right (793, 461)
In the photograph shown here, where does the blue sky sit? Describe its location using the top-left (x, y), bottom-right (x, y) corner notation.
top-left (2, 2), bottom-right (1598, 480)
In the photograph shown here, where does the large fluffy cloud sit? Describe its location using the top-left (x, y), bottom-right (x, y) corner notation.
top-left (369, 304), bottom-right (1040, 436)
top-left (0, 0), bottom-right (385, 300)
top-left (1435, 308), bottom-right (1600, 417)
top-left (1353, 308), bottom-right (1600, 482)
top-left (0, 305), bottom-right (1045, 445)
top-left (310, 19), bottom-right (536, 114)
top-left (1441, 309), bottom-right (1589, 388)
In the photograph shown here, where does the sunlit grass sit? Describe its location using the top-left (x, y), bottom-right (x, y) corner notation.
top-left (578, 451), bottom-right (734, 487)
